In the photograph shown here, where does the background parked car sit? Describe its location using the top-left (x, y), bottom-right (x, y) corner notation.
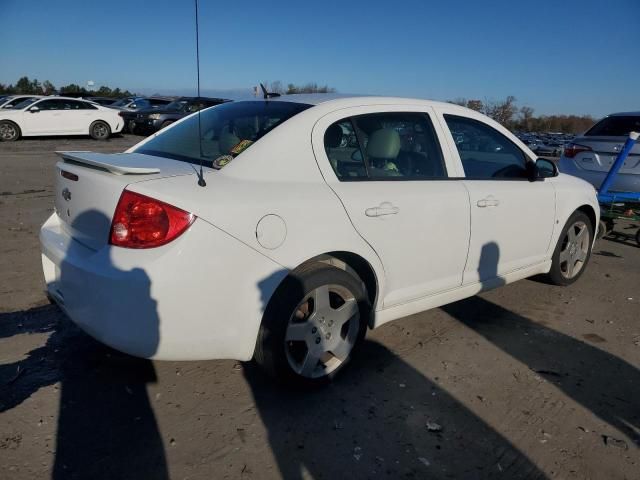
top-left (86, 96), bottom-right (120, 106)
top-left (132, 96), bottom-right (229, 134)
top-left (110, 96), bottom-right (175, 132)
top-left (0, 95), bottom-right (44, 109)
top-left (0, 96), bottom-right (123, 141)
top-left (559, 112), bottom-right (640, 192)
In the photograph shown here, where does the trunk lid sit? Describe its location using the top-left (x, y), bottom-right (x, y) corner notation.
top-left (570, 135), bottom-right (640, 174)
top-left (54, 151), bottom-right (196, 250)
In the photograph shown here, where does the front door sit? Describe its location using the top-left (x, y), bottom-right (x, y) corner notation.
top-left (312, 107), bottom-right (471, 308)
top-left (440, 112), bottom-right (555, 284)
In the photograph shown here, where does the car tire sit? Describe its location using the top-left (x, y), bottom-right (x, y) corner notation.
top-left (254, 262), bottom-right (369, 387)
top-left (547, 211), bottom-right (594, 286)
top-left (127, 120), bottom-right (137, 134)
top-left (0, 120), bottom-right (21, 141)
top-left (90, 121), bottom-right (111, 140)
top-left (160, 120), bottom-right (173, 130)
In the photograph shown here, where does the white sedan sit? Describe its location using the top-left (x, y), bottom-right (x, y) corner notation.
top-left (0, 96), bottom-right (123, 141)
top-left (40, 95), bottom-right (599, 385)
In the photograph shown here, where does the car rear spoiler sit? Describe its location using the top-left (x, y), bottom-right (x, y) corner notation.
top-left (56, 151), bottom-right (161, 175)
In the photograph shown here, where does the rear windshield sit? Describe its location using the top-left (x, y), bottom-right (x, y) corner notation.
top-left (585, 116), bottom-right (640, 137)
top-left (134, 101), bottom-right (312, 167)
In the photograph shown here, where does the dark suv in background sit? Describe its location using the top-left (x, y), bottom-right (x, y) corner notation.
top-left (110, 96), bottom-right (175, 132)
top-left (132, 96), bottom-right (230, 134)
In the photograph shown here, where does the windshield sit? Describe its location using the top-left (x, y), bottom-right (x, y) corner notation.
top-left (165, 100), bottom-right (190, 112)
top-left (110, 98), bottom-right (133, 107)
top-left (134, 101), bottom-right (312, 166)
top-left (586, 116), bottom-right (640, 137)
top-left (12, 98), bottom-right (39, 110)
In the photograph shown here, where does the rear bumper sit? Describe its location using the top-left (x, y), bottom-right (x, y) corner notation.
top-left (559, 157), bottom-right (640, 193)
top-left (40, 213), bottom-right (287, 361)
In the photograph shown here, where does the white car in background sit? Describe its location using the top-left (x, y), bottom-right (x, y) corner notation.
top-left (0, 96), bottom-right (123, 141)
top-left (40, 95), bottom-right (599, 385)
top-left (0, 94), bottom-right (44, 109)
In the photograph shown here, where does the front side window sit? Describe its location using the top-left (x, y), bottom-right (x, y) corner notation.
top-left (324, 112), bottom-right (447, 180)
top-left (444, 115), bottom-right (529, 179)
top-left (134, 100), bottom-right (311, 166)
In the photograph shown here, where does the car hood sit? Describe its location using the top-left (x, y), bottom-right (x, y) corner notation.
top-left (0, 108), bottom-right (23, 117)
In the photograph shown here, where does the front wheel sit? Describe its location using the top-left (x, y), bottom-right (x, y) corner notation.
top-left (254, 263), bottom-right (369, 386)
top-left (547, 211), bottom-right (594, 285)
top-left (90, 121), bottom-right (111, 140)
top-left (0, 121), bottom-right (20, 141)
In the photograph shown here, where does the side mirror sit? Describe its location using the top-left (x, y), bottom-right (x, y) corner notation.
top-left (28, 106), bottom-right (40, 113)
top-left (535, 158), bottom-right (558, 179)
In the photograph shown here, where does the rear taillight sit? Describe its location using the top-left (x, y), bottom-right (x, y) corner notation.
top-left (563, 143), bottom-right (592, 158)
top-left (109, 190), bottom-right (195, 248)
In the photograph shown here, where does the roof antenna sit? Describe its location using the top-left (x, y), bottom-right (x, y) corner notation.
top-left (260, 83), bottom-right (281, 100)
top-left (195, 0), bottom-right (206, 187)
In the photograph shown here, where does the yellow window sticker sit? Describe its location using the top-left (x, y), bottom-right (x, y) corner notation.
top-left (230, 139), bottom-right (254, 155)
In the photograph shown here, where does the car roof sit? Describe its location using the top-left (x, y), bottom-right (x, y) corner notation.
top-left (607, 111), bottom-right (640, 117)
top-left (260, 93), bottom-right (460, 110)
top-left (36, 96), bottom-right (97, 102)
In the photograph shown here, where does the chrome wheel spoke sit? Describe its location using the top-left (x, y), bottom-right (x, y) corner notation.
top-left (334, 297), bottom-right (358, 326)
top-left (331, 340), bottom-right (352, 362)
top-left (559, 248), bottom-right (571, 264)
top-left (567, 258), bottom-right (575, 277)
top-left (567, 227), bottom-right (577, 242)
top-left (576, 248), bottom-right (588, 262)
top-left (313, 285), bottom-right (331, 312)
top-left (299, 350), bottom-right (320, 377)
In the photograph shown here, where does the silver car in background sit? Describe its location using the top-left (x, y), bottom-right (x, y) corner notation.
top-left (559, 112), bottom-right (640, 192)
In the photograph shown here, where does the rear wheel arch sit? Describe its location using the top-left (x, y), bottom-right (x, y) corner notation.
top-left (302, 252), bottom-right (379, 316)
top-left (262, 251), bottom-right (379, 332)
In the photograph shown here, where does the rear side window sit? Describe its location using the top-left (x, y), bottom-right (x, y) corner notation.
top-left (585, 116), bottom-right (640, 136)
top-left (134, 101), bottom-right (311, 166)
top-left (324, 112), bottom-right (447, 180)
top-left (444, 115), bottom-right (529, 179)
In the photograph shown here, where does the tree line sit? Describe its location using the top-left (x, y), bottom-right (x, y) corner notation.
top-left (449, 97), bottom-right (596, 134)
top-left (263, 81), bottom-right (336, 95)
top-left (0, 76), bottom-right (134, 98)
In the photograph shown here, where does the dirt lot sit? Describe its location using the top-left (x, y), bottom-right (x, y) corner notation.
top-left (1, 136), bottom-right (639, 479)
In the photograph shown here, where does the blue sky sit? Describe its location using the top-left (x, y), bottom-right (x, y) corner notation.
top-left (1, 0), bottom-right (638, 117)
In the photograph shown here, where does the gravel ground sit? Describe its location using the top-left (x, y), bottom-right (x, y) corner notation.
top-left (0, 135), bottom-right (639, 479)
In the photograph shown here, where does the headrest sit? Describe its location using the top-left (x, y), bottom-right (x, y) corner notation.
top-left (219, 128), bottom-right (240, 154)
top-left (366, 129), bottom-right (400, 159)
top-left (324, 124), bottom-right (343, 149)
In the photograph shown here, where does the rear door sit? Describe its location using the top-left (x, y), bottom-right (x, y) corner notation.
top-left (436, 108), bottom-right (556, 284)
top-left (312, 105), bottom-right (470, 308)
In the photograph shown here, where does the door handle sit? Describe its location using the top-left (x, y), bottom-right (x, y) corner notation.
top-left (477, 196), bottom-right (500, 208)
top-left (365, 202), bottom-right (399, 217)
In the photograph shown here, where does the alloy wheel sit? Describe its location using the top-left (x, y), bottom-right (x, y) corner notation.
top-left (284, 284), bottom-right (360, 379)
top-left (0, 123), bottom-right (17, 140)
top-left (93, 123), bottom-right (108, 139)
top-left (559, 220), bottom-right (590, 279)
